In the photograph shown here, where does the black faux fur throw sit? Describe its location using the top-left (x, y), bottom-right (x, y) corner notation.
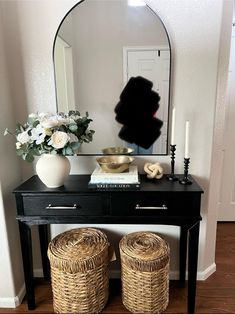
top-left (114, 76), bottom-right (163, 149)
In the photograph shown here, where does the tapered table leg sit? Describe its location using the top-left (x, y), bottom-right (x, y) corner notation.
top-left (18, 221), bottom-right (35, 310)
top-left (38, 224), bottom-right (50, 280)
top-left (187, 221), bottom-right (200, 314)
top-left (179, 225), bottom-right (188, 285)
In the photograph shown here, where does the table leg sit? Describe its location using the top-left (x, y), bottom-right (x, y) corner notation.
top-left (187, 221), bottom-right (200, 314)
top-left (38, 225), bottom-right (50, 280)
top-left (179, 225), bottom-right (188, 285)
top-left (18, 221), bottom-right (35, 310)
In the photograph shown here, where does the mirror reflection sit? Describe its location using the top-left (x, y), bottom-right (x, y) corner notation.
top-left (54, 0), bottom-right (171, 155)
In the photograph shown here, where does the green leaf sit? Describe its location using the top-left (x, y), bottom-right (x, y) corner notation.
top-left (65, 146), bottom-right (74, 155)
top-left (16, 149), bottom-right (24, 156)
top-left (16, 123), bottom-right (24, 134)
top-left (81, 117), bottom-right (87, 123)
top-left (69, 110), bottom-right (80, 116)
top-left (70, 142), bottom-right (81, 153)
top-left (32, 120), bottom-right (40, 128)
top-left (69, 124), bottom-right (78, 132)
top-left (58, 125), bottom-right (67, 132)
top-left (44, 145), bottom-right (51, 151)
top-left (71, 142), bottom-right (81, 150)
top-left (30, 148), bottom-right (41, 156)
top-left (58, 112), bottom-right (65, 118)
top-left (25, 154), bottom-right (34, 162)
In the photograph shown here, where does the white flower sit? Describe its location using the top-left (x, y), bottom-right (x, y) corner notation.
top-left (57, 117), bottom-right (70, 126)
top-left (40, 116), bottom-right (70, 128)
top-left (40, 117), bottom-right (60, 128)
top-left (49, 131), bottom-right (69, 149)
top-left (31, 124), bottom-right (47, 145)
top-left (17, 131), bottom-right (31, 144)
top-left (28, 113), bottom-right (38, 119)
top-left (68, 133), bottom-right (79, 143)
top-left (16, 142), bottom-right (21, 149)
top-left (69, 115), bottom-right (81, 122)
top-left (38, 112), bottom-right (51, 118)
top-left (69, 118), bottom-right (76, 124)
top-left (6, 111), bottom-right (93, 162)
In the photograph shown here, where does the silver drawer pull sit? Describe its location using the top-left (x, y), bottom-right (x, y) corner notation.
top-left (46, 204), bottom-right (79, 210)
top-left (135, 204), bottom-right (168, 210)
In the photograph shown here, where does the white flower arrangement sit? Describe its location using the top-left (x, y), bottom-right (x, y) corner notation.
top-left (4, 111), bottom-right (95, 162)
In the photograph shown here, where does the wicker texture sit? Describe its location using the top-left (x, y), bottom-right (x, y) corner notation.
top-left (48, 228), bottom-right (110, 314)
top-left (119, 232), bottom-right (170, 314)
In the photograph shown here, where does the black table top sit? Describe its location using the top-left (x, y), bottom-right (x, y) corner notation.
top-left (13, 174), bottom-right (204, 194)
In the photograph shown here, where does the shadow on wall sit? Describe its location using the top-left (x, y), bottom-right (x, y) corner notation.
top-left (0, 1), bottom-right (35, 295)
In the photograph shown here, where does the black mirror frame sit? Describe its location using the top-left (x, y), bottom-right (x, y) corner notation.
top-left (52, 0), bottom-right (172, 156)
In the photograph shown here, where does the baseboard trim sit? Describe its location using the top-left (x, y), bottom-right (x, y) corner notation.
top-left (0, 267), bottom-right (43, 308)
top-left (110, 263), bottom-right (217, 281)
top-left (34, 265), bottom-right (217, 281)
top-left (0, 264), bottom-right (216, 308)
top-left (34, 268), bottom-right (44, 278)
top-left (197, 262), bottom-right (216, 280)
top-left (0, 284), bottom-right (25, 308)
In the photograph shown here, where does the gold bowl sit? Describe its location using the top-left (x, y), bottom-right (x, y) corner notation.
top-left (96, 155), bottom-right (134, 173)
top-left (101, 147), bottom-right (134, 155)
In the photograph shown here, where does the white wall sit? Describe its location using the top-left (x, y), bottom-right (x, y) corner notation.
top-left (0, 0), bottom-right (232, 306)
top-left (0, 3), bottom-right (25, 306)
top-left (206, 0), bottom-right (233, 267)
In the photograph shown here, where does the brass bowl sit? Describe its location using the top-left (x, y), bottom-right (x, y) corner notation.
top-left (96, 155), bottom-right (134, 173)
top-left (101, 147), bottom-right (134, 155)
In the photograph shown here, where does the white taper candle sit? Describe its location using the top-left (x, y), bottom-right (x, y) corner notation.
top-left (171, 107), bottom-right (176, 145)
top-left (185, 121), bottom-right (190, 158)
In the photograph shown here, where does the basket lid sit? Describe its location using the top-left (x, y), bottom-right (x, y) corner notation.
top-left (119, 231), bottom-right (169, 272)
top-left (48, 227), bottom-right (109, 273)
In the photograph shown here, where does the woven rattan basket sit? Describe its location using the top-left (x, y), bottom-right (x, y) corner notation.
top-left (119, 231), bottom-right (170, 314)
top-left (47, 227), bottom-right (110, 314)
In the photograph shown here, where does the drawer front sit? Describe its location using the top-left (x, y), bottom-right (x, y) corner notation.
top-left (111, 193), bottom-right (200, 216)
top-left (23, 195), bottom-right (105, 216)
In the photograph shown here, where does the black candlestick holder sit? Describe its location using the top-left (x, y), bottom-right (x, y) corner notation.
top-left (166, 144), bottom-right (178, 181)
top-left (179, 158), bottom-right (192, 185)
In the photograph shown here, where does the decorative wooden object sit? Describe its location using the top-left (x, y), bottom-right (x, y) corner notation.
top-left (166, 144), bottom-right (178, 181)
top-left (144, 162), bottom-right (164, 179)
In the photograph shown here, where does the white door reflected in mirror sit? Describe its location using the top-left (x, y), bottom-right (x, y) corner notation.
top-left (123, 47), bottom-right (169, 154)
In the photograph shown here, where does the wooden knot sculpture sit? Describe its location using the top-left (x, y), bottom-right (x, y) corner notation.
top-left (144, 162), bottom-right (164, 179)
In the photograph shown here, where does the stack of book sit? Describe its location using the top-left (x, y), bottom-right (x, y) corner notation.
top-left (88, 165), bottom-right (140, 189)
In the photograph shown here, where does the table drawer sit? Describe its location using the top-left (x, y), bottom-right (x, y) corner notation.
top-left (111, 193), bottom-right (200, 216)
top-left (23, 195), bottom-right (105, 216)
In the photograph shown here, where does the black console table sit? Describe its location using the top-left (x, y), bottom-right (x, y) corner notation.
top-left (14, 174), bottom-right (203, 314)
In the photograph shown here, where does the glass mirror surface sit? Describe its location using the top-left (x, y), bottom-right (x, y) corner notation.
top-left (54, 0), bottom-right (171, 155)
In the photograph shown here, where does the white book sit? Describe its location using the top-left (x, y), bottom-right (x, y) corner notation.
top-left (90, 165), bottom-right (139, 184)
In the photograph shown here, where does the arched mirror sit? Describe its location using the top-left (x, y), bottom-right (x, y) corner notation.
top-left (53, 0), bottom-right (171, 155)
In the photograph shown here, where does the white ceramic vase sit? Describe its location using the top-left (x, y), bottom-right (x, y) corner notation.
top-left (36, 154), bottom-right (71, 188)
